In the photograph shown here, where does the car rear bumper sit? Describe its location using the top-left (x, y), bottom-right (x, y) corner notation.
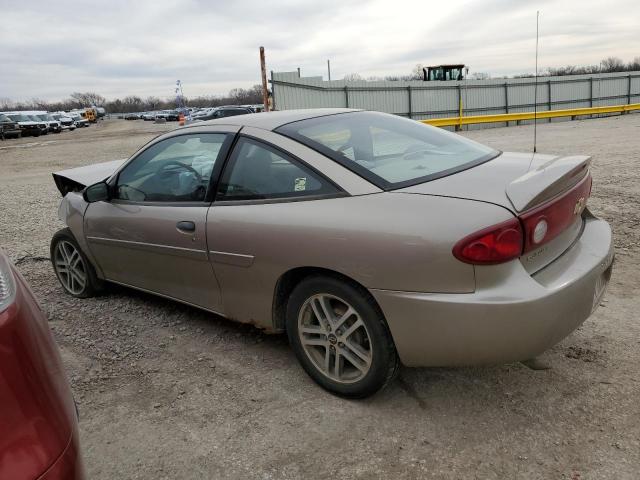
top-left (371, 215), bottom-right (614, 367)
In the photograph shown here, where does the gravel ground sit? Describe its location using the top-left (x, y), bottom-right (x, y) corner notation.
top-left (1, 116), bottom-right (639, 479)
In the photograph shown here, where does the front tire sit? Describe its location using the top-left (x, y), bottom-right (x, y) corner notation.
top-left (50, 228), bottom-right (104, 298)
top-left (286, 276), bottom-right (399, 398)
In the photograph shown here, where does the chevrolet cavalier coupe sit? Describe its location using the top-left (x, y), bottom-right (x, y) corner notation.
top-left (50, 109), bottom-right (613, 398)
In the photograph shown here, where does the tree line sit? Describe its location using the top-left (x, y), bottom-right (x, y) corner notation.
top-left (344, 56), bottom-right (640, 82)
top-left (0, 85), bottom-right (264, 114)
top-left (2, 56), bottom-right (638, 113)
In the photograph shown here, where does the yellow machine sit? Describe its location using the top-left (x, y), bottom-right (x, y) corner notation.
top-left (423, 64), bottom-right (466, 81)
top-left (83, 108), bottom-right (97, 123)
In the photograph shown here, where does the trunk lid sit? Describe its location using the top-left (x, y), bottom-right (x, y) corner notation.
top-left (399, 151), bottom-right (592, 273)
top-left (398, 151), bottom-right (590, 213)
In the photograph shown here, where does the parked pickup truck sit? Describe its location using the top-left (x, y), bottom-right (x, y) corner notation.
top-left (0, 113), bottom-right (22, 139)
top-left (4, 113), bottom-right (46, 137)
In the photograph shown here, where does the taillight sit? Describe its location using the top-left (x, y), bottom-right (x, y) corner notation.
top-left (453, 218), bottom-right (523, 265)
top-left (0, 253), bottom-right (17, 313)
top-left (520, 174), bottom-right (591, 253)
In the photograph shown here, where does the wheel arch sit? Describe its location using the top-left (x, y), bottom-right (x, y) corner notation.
top-left (271, 266), bottom-right (385, 332)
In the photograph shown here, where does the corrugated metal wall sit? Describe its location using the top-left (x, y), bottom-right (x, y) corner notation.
top-left (271, 70), bottom-right (640, 128)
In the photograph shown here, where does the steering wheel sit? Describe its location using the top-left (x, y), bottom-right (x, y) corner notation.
top-left (158, 160), bottom-right (202, 182)
top-left (157, 161), bottom-right (206, 199)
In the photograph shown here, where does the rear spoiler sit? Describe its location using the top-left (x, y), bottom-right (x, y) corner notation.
top-left (506, 155), bottom-right (591, 211)
top-left (52, 159), bottom-right (126, 196)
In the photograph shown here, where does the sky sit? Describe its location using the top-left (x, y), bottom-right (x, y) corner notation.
top-left (1, 0), bottom-right (639, 102)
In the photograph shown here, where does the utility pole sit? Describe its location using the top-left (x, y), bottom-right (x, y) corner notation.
top-left (259, 46), bottom-right (270, 112)
top-left (327, 60), bottom-right (331, 81)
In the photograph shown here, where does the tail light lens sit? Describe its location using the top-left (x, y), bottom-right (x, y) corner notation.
top-left (520, 174), bottom-right (591, 253)
top-left (0, 253), bottom-right (17, 313)
top-left (453, 218), bottom-right (523, 265)
top-left (453, 174), bottom-right (592, 265)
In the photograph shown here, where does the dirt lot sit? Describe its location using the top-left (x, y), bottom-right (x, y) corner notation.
top-left (1, 116), bottom-right (639, 479)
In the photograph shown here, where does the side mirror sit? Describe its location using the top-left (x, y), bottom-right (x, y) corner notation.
top-left (83, 181), bottom-right (110, 203)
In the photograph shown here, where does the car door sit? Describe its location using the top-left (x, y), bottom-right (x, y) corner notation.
top-left (206, 130), bottom-right (346, 328)
top-left (84, 128), bottom-right (237, 313)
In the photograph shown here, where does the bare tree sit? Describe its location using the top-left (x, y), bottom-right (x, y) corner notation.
top-left (628, 57), bottom-right (640, 71)
top-left (70, 92), bottom-right (106, 107)
top-left (535, 56), bottom-right (639, 77)
top-left (144, 96), bottom-right (161, 110)
top-left (600, 57), bottom-right (625, 72)
top-left (227, 85), bottom-right (263, 105)
top-left (343, 73), bottom-right (363, 82)
top-left (0, 98), bottom-right (16, 110)
top-left (409, 64), bottom-right (424, 80)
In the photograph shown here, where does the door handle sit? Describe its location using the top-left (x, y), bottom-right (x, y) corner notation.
top-left (176, 221), bottom-right (196, 233)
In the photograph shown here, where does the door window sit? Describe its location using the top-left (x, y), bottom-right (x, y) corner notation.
top-left (222, 109), bottom-right (247, 117)
top-left (218, 137), bottom-right (339, 201)
top-left (115, 133), bottom-right (229, 202)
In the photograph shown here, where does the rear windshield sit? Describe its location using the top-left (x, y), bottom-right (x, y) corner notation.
top-left (277, 111), bottom-right (498, 189)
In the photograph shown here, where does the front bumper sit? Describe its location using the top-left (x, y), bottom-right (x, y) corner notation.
top-left (1, 127), bottom-right (21, 137)
top-left (372, 216), bottom-right (614, 367)
top-left (20, 126), bottom-right (40, 136)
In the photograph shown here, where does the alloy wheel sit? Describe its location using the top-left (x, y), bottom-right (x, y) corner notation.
top-left (297, 293), bottom-right (373, 384)
top-left (53, 240), bottom-right (87, 295)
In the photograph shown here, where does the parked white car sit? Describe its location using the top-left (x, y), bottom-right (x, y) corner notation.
top-left (51, 113), bottom-right (77, 131)
top-left (67, 112), bottom-right (89, 128)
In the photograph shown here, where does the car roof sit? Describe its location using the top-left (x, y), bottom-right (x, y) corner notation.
top-left (193, 108), bottom-right (360, 131)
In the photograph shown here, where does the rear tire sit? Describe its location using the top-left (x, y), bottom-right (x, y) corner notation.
top-left (286, 275), bottom-right (399, 398)
top-left (50, 228), bottom-right (104, 298)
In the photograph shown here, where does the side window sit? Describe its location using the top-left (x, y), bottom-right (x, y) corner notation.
top-left (224, 109), bottom-right (247, 117)
top-left (115, 133), bottom-right (229, 202)
top-left (218, 138), bottom-right (340, 201)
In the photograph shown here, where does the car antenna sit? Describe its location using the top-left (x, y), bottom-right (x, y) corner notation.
top-left (533, 10), bottom-right (540, 155)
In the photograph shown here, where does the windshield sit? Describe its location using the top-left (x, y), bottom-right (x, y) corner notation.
top-left (277, 111), bottom-right (498, 189)
top-left (8, 114), bottom-right (30, 122)
top-left (0, 114), bottom-right (11, 122)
